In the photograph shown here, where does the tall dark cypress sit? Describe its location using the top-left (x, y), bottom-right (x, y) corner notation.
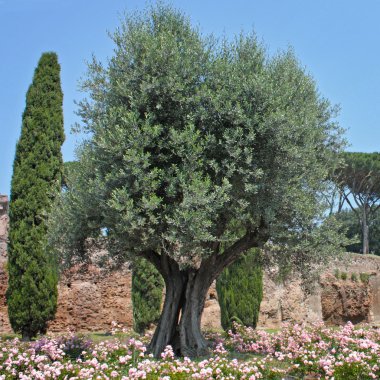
top-left (132, 258), bottom-right (164, 333)
top-left (216, 248), bottom-right (263, 331)
top-left (7, 52), bottom-right (64, 340)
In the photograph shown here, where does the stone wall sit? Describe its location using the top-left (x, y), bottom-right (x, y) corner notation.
top-left (0, 196), bottom-right (10, 332)
top-left (0, 195), bottom-right (8, 263)
top-left (258, 254), bottom-right (380, 329)
top-left (0, 194), bottom-right (380, 333)
top-left (321, 255), bottom-right (380, 326)
top-left (49, 264), bottom-right (134, 332)
top-left (321, 275), bottom-right (371, 325)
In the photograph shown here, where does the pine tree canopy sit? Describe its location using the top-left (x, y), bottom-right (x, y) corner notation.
top-left (332, 152), bottom-right (380, 254)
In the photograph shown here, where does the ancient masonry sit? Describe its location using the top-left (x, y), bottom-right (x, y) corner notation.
top-left (0, 195), bottom-right (7, 258)
top-left (0, 195), bottom-right (9, 332)
top-left (0, 194), bottom-right (380, 333)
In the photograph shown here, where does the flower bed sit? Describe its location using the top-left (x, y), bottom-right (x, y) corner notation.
top-left (0, 322), bottom-right (379, 379)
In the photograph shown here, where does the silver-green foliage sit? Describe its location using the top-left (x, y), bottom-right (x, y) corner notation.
top-left (49, 4), bottom-right (344, 269)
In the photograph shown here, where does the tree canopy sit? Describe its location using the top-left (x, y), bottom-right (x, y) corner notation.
top-left (335, 152), bottom-right (380, 198)
top-left (49, 4), bottom-right (345, 356)
top-left (333, 152), bottom-right (380, 253)
top-left (335, 208), bottom-right (380, 254)
top-left (7, 52), bottom-right (64, 339)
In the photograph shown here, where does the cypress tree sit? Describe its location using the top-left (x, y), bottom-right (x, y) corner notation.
top-left (216, 248), bottom-right (263, 330)
top-left (7, 52), bottom-right (64, 340)
top-left (132, 258), bottom-right (164, 333)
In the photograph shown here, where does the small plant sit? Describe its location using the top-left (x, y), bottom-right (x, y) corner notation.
top-left (31, 337), bottom-right (64, 361)
top-left (333, 362), bottom-right (370, 380)
top-left (360, 272), bottom-right (370, 284)
top-left (340, 272), bottom-right (348, 280)
top-left (351, 273), bottom-right (358, 282)
top-left (334, 269), bottom-right (340, 279)
top-left (32, 337), bottom-right (50, 354)
top-left (57, 333), bottom-right (92, 359)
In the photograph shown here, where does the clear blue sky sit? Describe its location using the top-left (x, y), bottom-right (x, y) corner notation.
top-left (1, 0), bottom-right (379, 196)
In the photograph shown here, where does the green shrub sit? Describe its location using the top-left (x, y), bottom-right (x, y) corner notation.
top-left (57, 334), bottom-right (92, 360)
top-left (216, 248), bottom-right (263, 331)
top-left (340, 272), bottom-right (348, 280)
top-left (334, 269), bottom-right (340, 279)
top-left (132, 258), bottom-right (164, 333)
top-left (360, 272), bottom-right (370, 284)
top-left (351, 273), bottom-right (358, 282)
top-left (333, 362), bottom-right (370, 380)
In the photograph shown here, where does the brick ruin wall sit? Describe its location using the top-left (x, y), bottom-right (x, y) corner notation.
top-left (259, 255), bottom-right (380, 329)
top-left (1, 194), bottom-right (380, 333)
top-left (0, 196), bottom-right (9, 332)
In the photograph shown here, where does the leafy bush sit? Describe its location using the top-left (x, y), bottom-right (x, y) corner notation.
top-left (333, 362), bottom-right (371, 380)
top-left (340, 271), bottom-right (348, 280)
top-left (351, 272), bottom-right (358, 282)
top-left (57, 333), bottom-right (92, 359)
top-left (1, 323), bottom-right (380, 379)
top-left (360, 272), bottom-right (370, 283)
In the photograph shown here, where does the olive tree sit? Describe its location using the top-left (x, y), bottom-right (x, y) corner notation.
top-left (49, 5), bottom-right (344, 357)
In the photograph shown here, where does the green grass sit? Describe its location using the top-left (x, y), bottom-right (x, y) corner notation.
top-left (0, 333), bottom-right (19, 340)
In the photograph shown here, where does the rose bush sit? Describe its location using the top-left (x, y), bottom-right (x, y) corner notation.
top-left (0, 322), bottom-right (379, 379)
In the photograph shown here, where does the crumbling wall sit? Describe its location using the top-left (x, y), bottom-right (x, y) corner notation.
top-left (257, 272), bottom-right (323, 329)
top-left (321, 274), bottom-right (371, 325)
top-left (49, 264), bottom-right (133, 332)
top-left (1, 194), bottom-right (380, 333)
top-left (0, 195), bottom-right (8, 263)
top-left (0, 196), bottom-right (11, 332)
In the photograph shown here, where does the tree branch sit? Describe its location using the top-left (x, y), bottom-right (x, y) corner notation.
top-left (342, 191), bottom-right (361, 218)
top-left (139, 250), bottom-right (163, 274)
top-left (211, 217), bottom-right (270, 278)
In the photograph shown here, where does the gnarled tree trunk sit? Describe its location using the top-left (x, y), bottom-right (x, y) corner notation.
top-left (146, 222), bottom-right (269, 357)
top-left (362, 205), bottom-right (370, 254)
top-left (148, 259), bottom-right (213, 357)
